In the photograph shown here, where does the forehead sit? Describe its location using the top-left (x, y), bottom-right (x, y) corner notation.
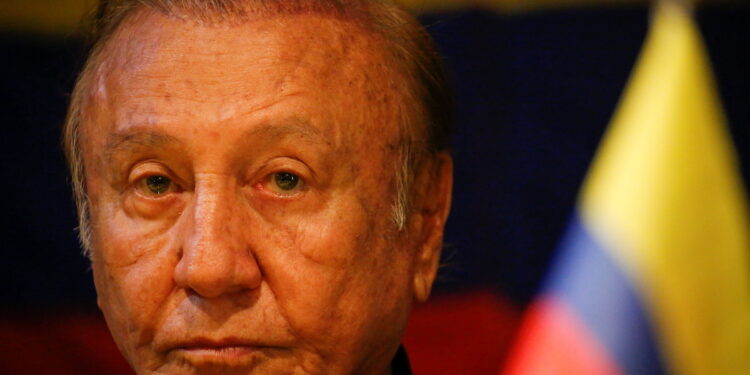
top-left (84, 8), bottom-right (406, 146)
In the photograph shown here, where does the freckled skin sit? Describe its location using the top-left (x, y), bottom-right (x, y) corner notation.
top-left (81, 8), bottom-right (452, 375)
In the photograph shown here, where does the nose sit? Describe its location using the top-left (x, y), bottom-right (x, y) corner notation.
top-left (174, 175), bottom-right (262, 298)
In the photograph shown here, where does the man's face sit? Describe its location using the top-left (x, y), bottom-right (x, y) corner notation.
top-left (80, 9), bottom-right (449, 375)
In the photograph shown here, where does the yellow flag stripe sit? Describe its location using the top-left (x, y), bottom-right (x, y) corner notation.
top-left (580, 2), bottom-right (750, 374)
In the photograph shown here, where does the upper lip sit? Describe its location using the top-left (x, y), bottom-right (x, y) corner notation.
top-left (161, 337), bottom-right (268, 352)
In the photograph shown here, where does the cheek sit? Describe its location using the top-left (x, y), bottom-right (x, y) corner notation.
top-left (258, 193), bottom-right (412, 353)
top-left (90, 199), bottom-right (179, 361)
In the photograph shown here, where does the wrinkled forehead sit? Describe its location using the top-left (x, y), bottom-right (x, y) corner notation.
top-left (98, 7), bottom-right (389, 83)
top-left (83, 6), bottom-right (410, 146)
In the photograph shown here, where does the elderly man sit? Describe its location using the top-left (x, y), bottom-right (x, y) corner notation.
top-left (63, 0), bottom-right (453, 373)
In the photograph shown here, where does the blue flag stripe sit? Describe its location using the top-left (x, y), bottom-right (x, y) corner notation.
top-left (543, 214), bottom-right (668, 375)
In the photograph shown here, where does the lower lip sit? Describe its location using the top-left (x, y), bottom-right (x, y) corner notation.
top-left (175, 346), bottom-right (259, 365)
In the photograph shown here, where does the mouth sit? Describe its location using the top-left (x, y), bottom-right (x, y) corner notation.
top-left (167, 338), bottom-right (271, 366)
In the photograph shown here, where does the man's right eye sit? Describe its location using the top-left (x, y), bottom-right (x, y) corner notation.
top-left (137, 175), bottom-right (174, 196)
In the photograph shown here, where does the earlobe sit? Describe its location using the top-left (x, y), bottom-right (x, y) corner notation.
top-left (412, 153), bottom-right (453, 303)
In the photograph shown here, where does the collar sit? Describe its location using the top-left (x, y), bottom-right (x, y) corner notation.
top-left (391, 346), bottom-right (412, 375)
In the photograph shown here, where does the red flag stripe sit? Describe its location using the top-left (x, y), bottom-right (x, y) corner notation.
top-left (502, 295), bottom-right (623, 375)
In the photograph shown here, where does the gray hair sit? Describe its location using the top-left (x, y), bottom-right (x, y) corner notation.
top-left (63, 0), bottom-right (452, 256)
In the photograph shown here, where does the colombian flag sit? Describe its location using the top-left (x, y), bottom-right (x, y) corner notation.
top-left (503, 2), bottom-right (750, 375)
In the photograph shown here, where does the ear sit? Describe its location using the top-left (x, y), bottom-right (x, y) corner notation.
top-left (411, 152), bottom-right (453, 303)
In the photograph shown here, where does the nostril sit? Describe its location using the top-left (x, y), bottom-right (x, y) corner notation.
top-left (174, 253), bottom-right (232, 298)
top-left (174, 240), bottom-right (263, 298)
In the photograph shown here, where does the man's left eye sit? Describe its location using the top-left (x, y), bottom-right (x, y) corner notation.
top-left (267, 172), bottom-right (303, 195)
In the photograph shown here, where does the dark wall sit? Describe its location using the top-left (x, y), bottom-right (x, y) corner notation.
top-left (1, 3), bottom-right (748, 311)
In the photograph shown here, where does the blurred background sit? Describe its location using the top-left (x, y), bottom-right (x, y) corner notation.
top-left (1, 0), bottom-right (748, 374)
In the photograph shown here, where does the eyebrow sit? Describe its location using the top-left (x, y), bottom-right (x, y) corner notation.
top-left (243, 120), bottom-right (331, 148)
top-left (103, 130), bottom-right (181, 163)
top-left (101, 119), bottom-right (332, 163)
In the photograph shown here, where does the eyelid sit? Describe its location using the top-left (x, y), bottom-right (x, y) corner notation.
top-left (251, 157), bottom-right (314, 185)
top-left (128, 161), bottom-right (183, 196)
top-left (250, 159), bottom-right (312, 198)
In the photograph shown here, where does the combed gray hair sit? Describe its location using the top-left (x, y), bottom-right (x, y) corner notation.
top-left (63, 0), bottom-right (452, 257)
